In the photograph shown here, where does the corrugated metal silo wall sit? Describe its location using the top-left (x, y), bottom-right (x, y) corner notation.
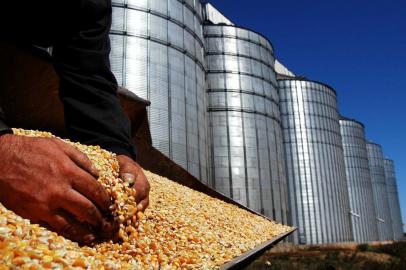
top-left (109, 0), bottom-right (209, 182)
top-left (339, 119), bottom-right (378, 242)
top-left (279, 79), bottom-right (352, 244)
top-left (204, 24), bottom-right (289, 224)
top-left (366, 143), bottom-right (393, 240)
top-left (384, 159), bottom-right (404, 240)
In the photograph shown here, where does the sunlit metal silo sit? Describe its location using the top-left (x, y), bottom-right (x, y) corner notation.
top-left (339, 117), bottom-right (378, 242)
top-left (110, 0), bottom-right (209, 181)
top-left (366, 142), bottom-right (393, 240)
top-left (204, 24), bottom-right (289, 224)
top-left (384, 159), bottom-right (404, 240)
top-left (279, 79), bottom-right (352, 244)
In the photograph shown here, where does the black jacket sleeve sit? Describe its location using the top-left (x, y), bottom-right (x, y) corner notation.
top-left (0, 107), bottom-right (12, 135)
top-left (52, 0), bottom-right (136, 159)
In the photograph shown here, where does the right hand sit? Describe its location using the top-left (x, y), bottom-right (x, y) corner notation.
top-left (0, 133), bottom-right (118, 244)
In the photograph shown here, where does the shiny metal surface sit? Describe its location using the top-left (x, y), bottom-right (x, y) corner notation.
top-left (339, 118), bottom-right (378, 242)
top-left (279, 79), bottom-right (352, 244)
top-left (220, 228), bottom-right (296, 270)
top-left (110, 0), bottom-right (208, 182)
top-left (366, 143), bottom-right (393, 240)
top-left (205, 24), bottom-right (289, 224)
top-left (384, 159), bottom-right (403, 240)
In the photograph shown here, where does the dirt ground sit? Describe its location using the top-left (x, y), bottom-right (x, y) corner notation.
top-left (243, 241), bottom-right (406, 270)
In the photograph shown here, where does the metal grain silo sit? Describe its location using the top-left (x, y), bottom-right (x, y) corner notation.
top-left (339, 117), bottom-right (378, 242)
top-left (279, 79), bottom-right (352, 244)
top-left (109, 0), bottom-right (208, 181)
top-left (384, 159), bottom-right (404, 240)
top-left (204, 24), bottom-right (289, 224)
top-left (366, 142), bottom-right (393, 240)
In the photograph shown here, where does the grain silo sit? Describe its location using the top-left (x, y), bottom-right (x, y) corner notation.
top-left (384, 158), bottom-right (404, 240)
top-left (279, 79), bottom-right (352, 244)
top-left (110, 0), bottom-right (209, 181)
top-left (339, 117), bottom-right (378, 242)
top-left (204, 20), bottom-right (289, 223)
top-left (366, 142), bottom-right (393, 240)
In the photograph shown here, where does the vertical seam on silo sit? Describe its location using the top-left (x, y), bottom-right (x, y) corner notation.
top-left (324, 89), bottom-right (337, 243)
top-left (146, 7), bottom-right (151, 127)
top-left (265, 107), bottom-right (275, 220)
top-left (298, 83), bottom-right (312, 243)
top-left (306, 91), bottom-right (320, 244)
top-left (293, 82), bottom-right (307, 244)
top-left (182, 3), bottom-right (189, 173)
top-left (123, 7), bottom-right (127, 88)
top-left (219, 29), bottom-right (233, 200)
top-left (313, 104), bottom-right (323, 243)
top-left (284, 82), bottom-right (298, 243)
top-left (318, 88), bottom-right (332, 243)
top-left (320, 125), bottom-right (328, 243)
top-left (340, 124), bottom-right (352, 242)
top-left (335, 117), bottom-right (346, 241)
top-left (274, 114), bottom-right (284, 224)
top-left (286, 82), bottom-right (299, 244)
top-left (196, 64), bottom-right (202, 181)
top-left (255, 115), bottom-right (265, 215)
top-left (167, 0), bottom-right (172, 162)
top-left (279, 84), bottom-right (292, 235)
top-left (237, 36), bottom-right (250, 209)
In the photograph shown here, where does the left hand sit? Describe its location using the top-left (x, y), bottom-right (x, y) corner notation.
top-left (117, 155), bottom-right (150, 211)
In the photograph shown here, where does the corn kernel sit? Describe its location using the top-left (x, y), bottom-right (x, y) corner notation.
top-left (0, 129), bottom-right (293, 270)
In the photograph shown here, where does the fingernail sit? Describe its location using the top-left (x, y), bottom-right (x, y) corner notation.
top-left (122, 173), bottom-right (135, 186)
top-left (137, 204), bottom-right (144, 212)
top-left (83, 234), bottom-right (96, 244)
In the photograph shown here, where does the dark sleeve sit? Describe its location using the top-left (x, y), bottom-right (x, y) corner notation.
top-left (0, 107), bottom-right (12, 135)
top-left (52, 0), bottom-right (136, 158)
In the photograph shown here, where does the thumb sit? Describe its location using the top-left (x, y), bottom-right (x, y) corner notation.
top-left (121, 173), bottom-right (135, 187)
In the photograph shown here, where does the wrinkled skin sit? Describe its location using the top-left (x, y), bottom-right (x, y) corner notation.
top-left (0, 134), bottom-right (149, 244)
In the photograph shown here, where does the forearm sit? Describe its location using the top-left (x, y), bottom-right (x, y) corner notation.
top-left (54, 63), bottom-right (136, 157)
top-left (52, 0), bottom-right (136, 158)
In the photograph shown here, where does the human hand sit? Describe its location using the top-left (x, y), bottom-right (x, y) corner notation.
top-left (0, 134), bottom-right (118, 244)
top-left (116, 155), bottom-right (150, 211)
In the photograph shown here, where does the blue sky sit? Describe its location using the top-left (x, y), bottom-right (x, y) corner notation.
top-left (208, 0), bottom-right (406, 232)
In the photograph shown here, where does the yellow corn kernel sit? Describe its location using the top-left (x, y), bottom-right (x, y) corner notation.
top-left (0, 129), bottom-right (293, 270)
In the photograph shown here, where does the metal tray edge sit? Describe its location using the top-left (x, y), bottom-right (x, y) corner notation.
top-left (220, 228), bottom-right (297, 270)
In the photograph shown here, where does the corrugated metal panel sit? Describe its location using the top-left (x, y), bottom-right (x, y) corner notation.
top-left (279, 79), bottom-right (352, 244)
top-left (109, 34), bottom-right (124, 86)
top-left (366, 143), bottom-right (393, 240)
top-left (384, 159), bottom-right (403, 240)
top-left (110, 0), bottom-right (208, 181)
top-left (205, 24), bottom-right (289, 224)
top-left (339, 119), bottom-right (379, 242)
top-left (128, 0), bottom-right (148, 9)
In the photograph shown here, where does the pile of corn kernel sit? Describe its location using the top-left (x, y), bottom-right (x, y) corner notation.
top-left (0, 129), bottom-right (292, 269)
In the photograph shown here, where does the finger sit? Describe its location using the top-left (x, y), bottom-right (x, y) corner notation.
top-left (137, 197), bottom-right (150, 212)
top-left (68, 166), bottom-right (111, 212)
top-left (45, 211), bottom-right (96, 245)
top-left (38, 221), bottom-right (53, 231)
top-left (60, 189), bottom-right (106, 229)
top-left (98, 217), bottom-right (120, 240)
top-left (121, 173), bottom-right (135, 187)
top-left (133, 167), bottom-right (150, 204)
top-left (133, 176), bottom-right (150, 204)
top-left (53, 139), bottom-right (99, 178)
top-left (117, 156), bottom-right (139, 180)
top-left (117, 156), bottom-right (148, 203)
